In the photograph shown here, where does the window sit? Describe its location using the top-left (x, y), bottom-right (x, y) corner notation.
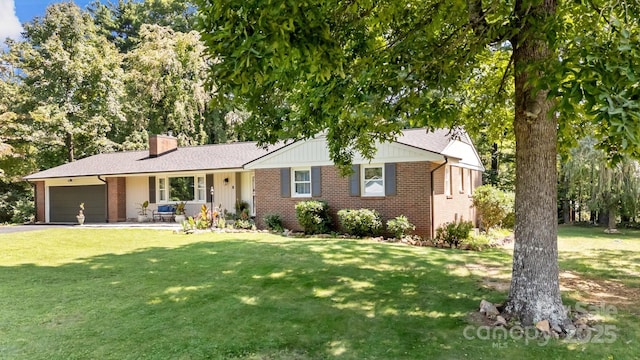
top-left (292, 168), bottom-right (311, 197)
top-left (362, 165), bottom-right (384, 196)
top-left (196, 176), bottom-right (206, 201)
top-left (467, 169), bottom-right (472, 195)
top-left (158, 175), bottom-right (206, 203)
top-left (159, 178), bottom-right (167, 202)
top-left (459, 167), bottom-right (465, 193)
top-left (444, 166), bottom-right (451, 196)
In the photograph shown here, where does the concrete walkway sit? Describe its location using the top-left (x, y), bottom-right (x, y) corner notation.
top-left (0, 222), bottom-right (181, 234)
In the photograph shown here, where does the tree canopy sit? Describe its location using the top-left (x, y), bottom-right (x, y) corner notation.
top-left (196, 0), bottom-right (640, 327)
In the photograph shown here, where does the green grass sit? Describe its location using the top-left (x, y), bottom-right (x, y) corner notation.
top-left (0, 227), bottom-right (637, 359)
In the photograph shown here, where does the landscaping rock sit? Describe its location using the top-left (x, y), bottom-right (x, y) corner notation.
top-left (479, 300), bottom-right (500, 318)
top-left (535, 320), bottom-right (550, 334)
top-left (494, 315), bottom-right (507, 327)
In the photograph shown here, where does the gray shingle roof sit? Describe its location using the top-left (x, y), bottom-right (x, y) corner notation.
top-left (395, 128), bottom-right (456, 154)
top-left (24, 128), bottom-right (473, 180)
top-left (24, 141), bottom-right (285, 180)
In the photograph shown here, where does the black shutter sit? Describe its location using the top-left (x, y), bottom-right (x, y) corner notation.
top-left (349, 164), bottom-right (360, 196)
top-left (206, 174), bottom-right (214, 202)
top-left (280, 168), bottom-right (291, 197)
top-left (148, 176), bottom-right (156, 203)
top-left (385, 163), bottom-right (397, 196)
top-left (311, 166), bottom-right (322, 197)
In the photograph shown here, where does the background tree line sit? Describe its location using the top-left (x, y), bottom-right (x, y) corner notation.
top-left (0, 0), bottom-right (240, 222)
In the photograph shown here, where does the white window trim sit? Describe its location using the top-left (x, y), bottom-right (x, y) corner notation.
top-left (444, 166), bottom-right (451, 196)
top-left (362, 164), bottom-right (385, 197)
top-left (291, 167), bottom-right (312, 198)
top-left (158, 178), bottom-right (167, 202)
top-left (467, 169), bottom-right (472, 196)
top-left (157, 174), bottom-right (207, 203)
top-left (459, 167), bottom-right (465, 193)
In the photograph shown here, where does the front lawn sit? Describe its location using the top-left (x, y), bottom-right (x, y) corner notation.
top-left (0, 227), bottom-right (637, 359)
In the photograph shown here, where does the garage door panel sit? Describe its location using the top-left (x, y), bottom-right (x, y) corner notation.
top-left (50, 185), bottom-right (106, 223)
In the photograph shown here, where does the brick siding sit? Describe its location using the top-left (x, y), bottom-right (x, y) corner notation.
top-left (255, 163), bottom-right (481, 238)
top-left (107, 177), bottom-right (127, 222)
top-left (34, 181), bottom-right (45, 222)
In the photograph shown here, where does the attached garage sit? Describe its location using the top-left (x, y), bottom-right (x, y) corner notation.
top-left (49, 185), bottom-right (106, 223)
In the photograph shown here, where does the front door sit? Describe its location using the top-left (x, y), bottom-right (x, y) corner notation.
top-left (213, 172), bottom-right (236, 215)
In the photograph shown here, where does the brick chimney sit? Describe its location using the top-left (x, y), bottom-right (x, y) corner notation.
top-left (149, 134), bottom-right (178, 157)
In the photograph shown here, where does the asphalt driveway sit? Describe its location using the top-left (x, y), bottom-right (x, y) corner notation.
top-left (0, 225), bottom-right (73, 234)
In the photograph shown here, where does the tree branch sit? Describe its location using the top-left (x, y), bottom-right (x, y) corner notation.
top-left (466, 0), bottom-right (511, 45)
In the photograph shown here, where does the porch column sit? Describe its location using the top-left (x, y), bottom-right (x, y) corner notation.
top-left (34, 181), bottom-right (45, 223)
top-left (107, 177), bottom-right (127, 222)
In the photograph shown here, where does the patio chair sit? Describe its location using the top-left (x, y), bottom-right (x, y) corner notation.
top-left (152, 205), bottom-right (176, 222)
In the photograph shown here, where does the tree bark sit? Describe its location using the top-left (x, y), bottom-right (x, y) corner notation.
top-left (65, 131), bottom-right (75, 162)
top-left (608, 205), bottom-right (617, 230)
top-left (503, 0), bottom-right (568, 327)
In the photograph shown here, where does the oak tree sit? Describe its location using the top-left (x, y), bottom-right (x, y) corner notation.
top-left (192, 0), bottom-right (640, 327)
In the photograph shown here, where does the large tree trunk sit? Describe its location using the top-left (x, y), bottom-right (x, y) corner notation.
top-left (608, 205), bottom-right (617, 230)
top-left (504, 0), bottom-right (568, 327)
top-left (65, 131), bottom-right (75, 162)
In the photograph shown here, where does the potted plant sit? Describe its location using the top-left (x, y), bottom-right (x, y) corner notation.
top-left (174, 201), bottom-right (187, 223)
top-left (77, 203), bottom-right (85, 225)
top-left (137, 200), bottom-right (149, 222)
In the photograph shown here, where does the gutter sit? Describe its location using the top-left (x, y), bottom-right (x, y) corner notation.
top-left (429, 157), bottom-right (448, 239)
top-left (97, 176), bottom-right (108, 223)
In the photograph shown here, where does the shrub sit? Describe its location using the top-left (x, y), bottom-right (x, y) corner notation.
top-left (295, 200), bottom-right (331, 234)
top-left (435, 220), bottom-right (473, 247)
top-left (263, 214), bottom-right (284, 232)
top-left (337, 209), bottom-right (383, 237)
top-left (234, 219), bottom-right (254, 230)
top-left (0, 180), bottom-right (34, 224)
top-left (472, 185), bottom-right (515, 230)
top-left (235, 200), bottom-right (250, 215)
top-left (461, 233), bottom-right (491, 251)
top-left (386, 215), bottom-right (415, 239)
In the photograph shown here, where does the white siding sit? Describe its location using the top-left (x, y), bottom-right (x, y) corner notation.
top-left (126, 176), bottom-right (148, 220)
top-left (441, 140), bottom-right (485, 171)
top-left (246, 136), bottom-right (443, 169)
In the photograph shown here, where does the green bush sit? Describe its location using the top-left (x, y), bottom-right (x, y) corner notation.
top-left (386, 215), bottom-right (415, 238)
top-left (234, 219), bottom-right (254, 230)
top-left (337, 209), bottom-right (383, 237)
top-left (461, 233), bottom-right (491, 251)
top-left (263, 213), bottom-right (284, 232)
top-left (472, 185), bottom-right (515, 230)
top-left (235, 200), bottom-right (250, 215)
top-left (0, 180), bottom-right (34, 224)
top-left (435, 220), bottom-right (473, 247)
top-left (295, 200), bottom-right (332, 234)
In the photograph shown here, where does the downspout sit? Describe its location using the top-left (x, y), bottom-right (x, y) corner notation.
top-left (430, 157), bottom-right (448, 239)
top-left (97, 176), bottom-right (108, 223)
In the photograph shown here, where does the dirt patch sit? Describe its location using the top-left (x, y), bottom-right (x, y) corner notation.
top-left (473, 267), bottom-right (638, 310)
top-left (560, 271), bottom-right (640, 309)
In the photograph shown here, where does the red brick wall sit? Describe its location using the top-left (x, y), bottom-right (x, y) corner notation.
top-left (255, 162), bottom-right (434, 237)
top-left (107, 177), bottom-right (126, 222)
top-left (34, 181), bottom-right (45, 223)
top-left (432, 165), bottom-right (480, 234)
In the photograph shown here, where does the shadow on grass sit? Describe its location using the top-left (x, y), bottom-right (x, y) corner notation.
top-left (0, 236), bottom-right (632, 359)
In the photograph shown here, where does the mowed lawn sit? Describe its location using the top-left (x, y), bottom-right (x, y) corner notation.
top-left (0, 226), bottom-right (638, 359)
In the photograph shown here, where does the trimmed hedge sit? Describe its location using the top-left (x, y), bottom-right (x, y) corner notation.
top-left (337, 208), bottom-right (383, 237)
top-left (295, 200), bottom-right (332, 234)
top-left (386, 215), bottom-right (415, 238)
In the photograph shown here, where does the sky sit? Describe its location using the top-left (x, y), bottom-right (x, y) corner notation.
top-left (1, 0), bottom-right (98, 44)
